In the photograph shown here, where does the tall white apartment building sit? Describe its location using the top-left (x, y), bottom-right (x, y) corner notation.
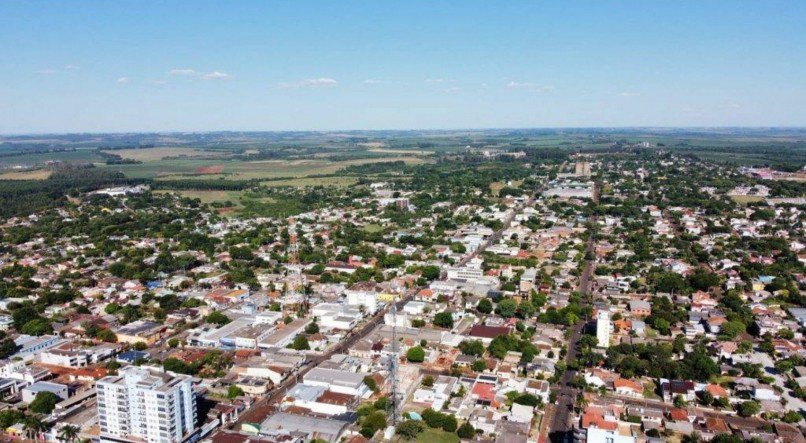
top-left (97, 366), bottom-right (197, 443)
top-left (596, 310), bottom-right (612, 349)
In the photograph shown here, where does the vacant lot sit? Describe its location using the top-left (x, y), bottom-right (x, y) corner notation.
top-left (730, 195), bottom-right (764, 204)
top-left (155, 189), bottom-right (245, 204)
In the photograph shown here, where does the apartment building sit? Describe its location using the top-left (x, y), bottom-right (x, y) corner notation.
top-left (96, 366), bottom-right (197, 443)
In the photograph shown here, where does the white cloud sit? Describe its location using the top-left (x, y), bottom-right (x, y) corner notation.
top-left (116, 77), bottom-right (130, 84)
top-left (363, 79), bottom-right (401, 85)
top-left (65, 64), bottom-right (80, 70)
top-left (169, 69), bottom-right (197, 76)
top-left (426, 78), bottom-right (454, 83)
top-left (618, 91), bottom-right (639, 97)
top-left (202, 71), bottom-right (232, 80)
top-left (279, 77), bottom-right (338, 89)
top-left (507, 81), bottom-right (555, 92)
top-left (444, 87), bottom-right (461, 93)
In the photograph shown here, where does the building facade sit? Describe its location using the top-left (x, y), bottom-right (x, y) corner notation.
top-left (596, 310), bottom-right (612, 348)
top-left (97, 366), bottom-right (197, 443)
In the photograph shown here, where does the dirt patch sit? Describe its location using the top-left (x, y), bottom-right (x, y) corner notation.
top-left (196, 165), bottom-right (224, 174)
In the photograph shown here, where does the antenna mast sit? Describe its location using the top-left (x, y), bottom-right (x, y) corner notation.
top-left (388, 298), bottom-right (400, 426)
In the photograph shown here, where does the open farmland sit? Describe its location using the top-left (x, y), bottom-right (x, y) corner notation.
top-left (103, 155), bottom-right (430, 181)
top-left (0, 168), bottom-right (53, 180)
top-left (0, 149), bottom-right (105, 168)
top-left (103, 147), bottom-right (227, 162)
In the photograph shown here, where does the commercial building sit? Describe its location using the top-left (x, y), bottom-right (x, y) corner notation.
top-left (96, 366), bottom-right (197, 443)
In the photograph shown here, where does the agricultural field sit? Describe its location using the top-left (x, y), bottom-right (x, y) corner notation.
top-left (0, 149), bottom-right (105, 168)
top-left (103, 156), bottom-right (430, 181)
top-left (0, 168), bottom-right (52, 180)
top-left (103, 147), bottom-right (227, 162)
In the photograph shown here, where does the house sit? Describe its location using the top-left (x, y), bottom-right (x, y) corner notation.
top-left (115, 320), bottom-right (167, 345)
top-left (628, 300), bottom-right (651, 317)
top-left (282, 384), bottom-right (356, 416)
top-left (412, 375), bottom-right (457, 410)
top-left (614, 378), bottom-right (643, 397)
top-left (661, 380), bottom-right (696, 402)
top-left (508, 403), bottom-right (534, 424)
top-left (524, 379), bottom-right (550, 404)
top-left (468, 325), bottom-right (511, 344)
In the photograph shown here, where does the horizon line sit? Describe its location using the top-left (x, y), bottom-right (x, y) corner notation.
top-left (3, 125), bottom-right (806, 138)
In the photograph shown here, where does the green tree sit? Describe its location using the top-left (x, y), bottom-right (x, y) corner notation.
top-left (458, 340), bottom-right (485, 357)
top-left (305, 322), bottom-right (320, 334)
top-left (457, 422), bottom-right (475, 439)
top-left (514, 393), bottom-right (541, 407)
top-left (477, 298), bottom-right (493, 314)
top-left (406, 346), bottom-right (425, 363)
top-left (362, 411), bottom-right (387, 437)
top-left (290, 335), bottom-right (310, 350)
top-left (57, 424), bottom-right (80, 443)
top-left (205, 311), bottom-right (231, 326)
top-left (29, 391), bottom-right (59, 414)
top-left (21, 318), bottom-right (52, 336)
top-left (781, 410), bottom-right (803, 423)
top-left (433, 312), bottom-right (454, 329)
top-left (718, 321), bottom-right (745, 340)
top-left (496, 298), bottom-right (518, 317)
top-left (363, 375), bottom-right (379, 393)
top-left (441, 414), bottom-right (458, 432)
top-left (227, 385), bottom-right (244, 399)
top-left (396, 420), bottom-right (424, 440)
top-left (737, 400), bottom-right (760, 417)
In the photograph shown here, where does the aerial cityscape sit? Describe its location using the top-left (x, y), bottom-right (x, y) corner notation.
top-left (1, 3), bottom-right (805, 443)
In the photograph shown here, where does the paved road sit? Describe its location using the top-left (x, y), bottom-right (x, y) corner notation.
top-left (547, 181), bottom-right (599, 443)
top-left (234, 291), bottom-right (415, 426)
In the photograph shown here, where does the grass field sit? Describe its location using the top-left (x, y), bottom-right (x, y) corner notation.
top-left (490, 179), bottom-right (523, 195)
top-left (155, 189), bottom-right (246, 204)
top-left (104, 147), bottom-right (226, 162)
top-left (730, 195), bottom-right (764, 204)
top-left (361, 223), bottom-right (384, 233)
top-left (414, 429), bottom-right (459, 443)
top-left (261, 176), bottom-right (359, 187)
top-left (0, 169), bottom-right (52, 180)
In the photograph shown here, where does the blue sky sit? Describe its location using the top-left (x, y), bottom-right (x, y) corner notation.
top-left (1, 1), bottom-right (804, 133)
